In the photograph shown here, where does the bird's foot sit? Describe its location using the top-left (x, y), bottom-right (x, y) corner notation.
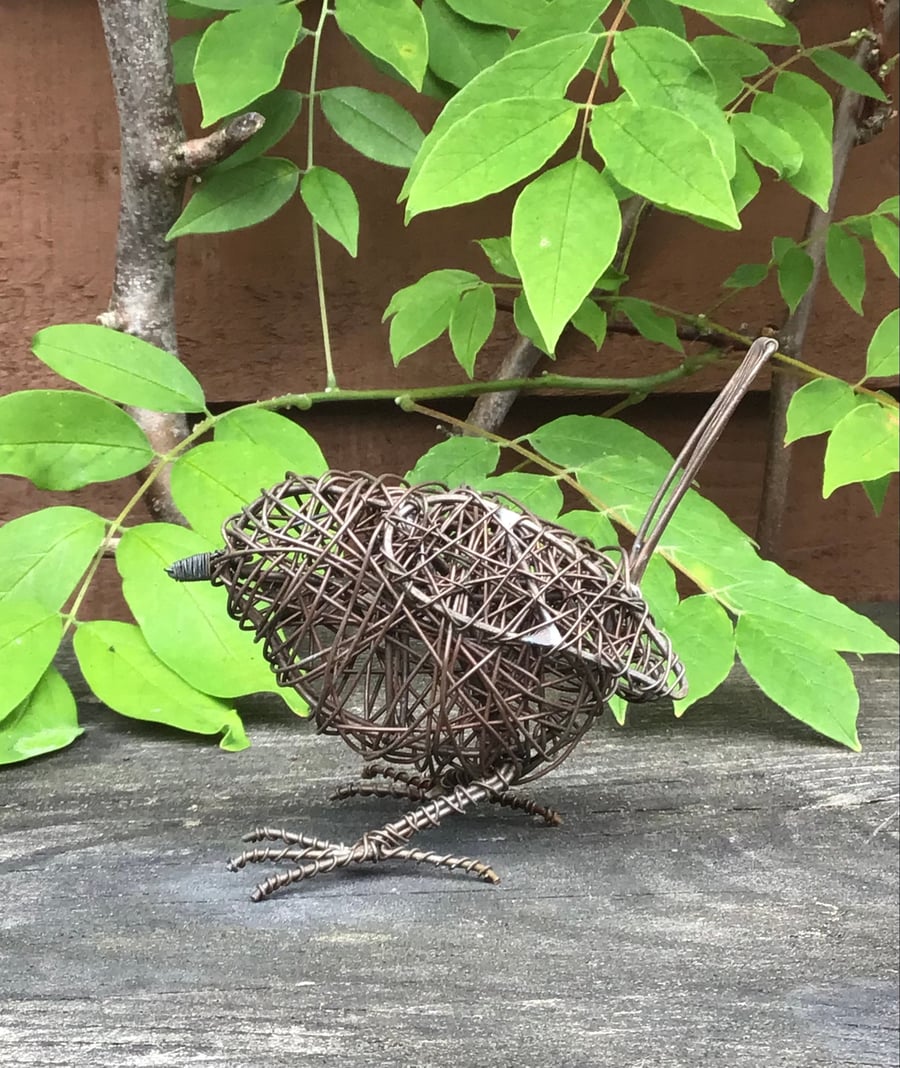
top-left (229, 765), bottom-right (518, 900)
top-left (227, 824), bottom-right (498, 902)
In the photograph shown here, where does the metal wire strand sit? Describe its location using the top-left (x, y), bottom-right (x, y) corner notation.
top-left (333, 769), bottom-right (562, 825)
top-left (629, 336), bottom-right (778, 581)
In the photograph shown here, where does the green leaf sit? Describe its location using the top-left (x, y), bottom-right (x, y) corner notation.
top-left (300, 166), bottom-right (359, 257)
top-left (212, 89), bottom-right (303, 172)
top-left (422, 0), bottom-right (509, 87)
top-left (615, 297), bottom-right (682, 352)
top-left (0, 666), bottom-right (83, 766)
top-left (172, 31), bottom-right (202, 86)
top-left (386, 269), bottom-right (481, 363)
top-left (823, 404), bottom-right (899, 498)
top-left (74, 620), bottom-right (250, 751)
top-left (877, 195), bottom-right (900, 219)
top-left (723, 262), bottom-right (768, 289)
top-left (449, 284), bottom-right (496, 376)
top-left (0, 390), bottom-right (152, 491)
top-left (402, 33), bottom-right (596, 197)
top-left (194, 4), bottom-right (302, 126)
top-left (777, 243), bottom-right (814, 314)
top-left (319, 87), bottom-right (424, 167)
top-left (865, 309), bottom-right (899, 378)
top-left (668, 595), bottom-right (735, 716)
top-left (751, 92), bottom-right (832, 210)
top-left (730, 112), bottom-right (802, 178)
top-left (784, 378), bottom-right (861, 444)
top-left (614, 26), bottom-right (714, 101)
top-left (607, 693), bottom-right (628, 725)
top-left (825, 225), bottom-right (866, 314)
top-left (735, 615), bottom-right (860, 750)
top-left (117, 523), bottom-right (307, 717)
top-left (870, 215), bottom-right (899, 277)
top-left (386, 268), bottom-right (481, 317)
top-left (334, 0), bottom-right (428, 90)
top-left (170, 440), bottom-right (292, 544)
top-left (735, 559), bottom-right (898, 656)
top-left (0, 507), bottom-right (107, 612)
top-left (513, 293), bottom-right (553, 355)
top-left (214, 407), bottom-right (328, 474)
top-left (862, 474), bottom-right (892, 516)
top-left (167, 157), bottom-right (299, 239)
top-left (678, 0), bottom-right (783, 23)
top-left (590, 101), bottom-right (739, 229)
top-left (691, 35), bottom-right (767, 105)
top-left (809, 47), bottom-right (888, 103)
top-left (443, 0), bottom-right (549, 29)
top-left (406, 437), bottom-right (500, 485)
top-left (407, 98), bottom-right (579, 218)
top-left (637, 552), bottom-right (680, 623)
top-left (571, 298), bottom-right (608, 349)
top-left (555, 508), bottom-right (619, 551)
top-left (476, 236), bottom-right (520, 278)
top-left (511, 0), bottom-right (612, 52)
top-left (774, 71), bottom-right (834, 141)
top-left (0, 600), bottom-right (62, 722)
top-left (32, 324), bottom-right (206, 413)
top-left (700, 14), bottom-right (798, 46)
top-left (511, 159), bottom-right (621, 351)
top-left (528, 415), bottom-right (899, 656)
top-left (612, 28), bottom-right (734, 177)
top-left (729, 146), bottom-right (760, 214)
top-left (629, 0), bottom-right (685, 36)
top-left (481, 472), bottom-right (564, 519)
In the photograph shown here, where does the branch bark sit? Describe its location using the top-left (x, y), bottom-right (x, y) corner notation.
top-left (97, 0), bottom-right (263, 522)
top-left (756, 1), bottom-right (898, 557)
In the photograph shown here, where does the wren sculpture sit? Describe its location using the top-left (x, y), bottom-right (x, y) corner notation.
top-left (168, 337), bottom-right (778, 900)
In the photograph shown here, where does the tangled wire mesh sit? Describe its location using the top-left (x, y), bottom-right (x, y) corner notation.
top-left (200, 471), bottom-right (685, 785)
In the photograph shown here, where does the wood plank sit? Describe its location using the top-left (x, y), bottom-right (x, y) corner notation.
top-left (1, 608), bottom-right (897, 1067)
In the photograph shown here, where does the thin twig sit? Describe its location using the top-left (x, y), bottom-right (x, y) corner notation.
top-left (756, 3), bottom-right (899, 556)
top-left (173, 112), bottom-right (265, 175)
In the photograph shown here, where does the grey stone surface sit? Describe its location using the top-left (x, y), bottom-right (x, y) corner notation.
top-left (1, 606), bottom-right (897, 1067)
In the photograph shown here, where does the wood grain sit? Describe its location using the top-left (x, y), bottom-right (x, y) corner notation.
top-left (1, 606), bottom-right (897, 1067)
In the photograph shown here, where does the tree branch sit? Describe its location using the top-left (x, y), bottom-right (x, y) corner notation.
top-left (756, 1), bottom-right (899, 557)
top-left (173, 112), bottom-right (266, 176)
top-left (97, 0), bottom-right (197, 523)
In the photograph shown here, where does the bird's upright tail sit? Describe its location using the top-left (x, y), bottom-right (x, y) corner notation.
top-left (628, 336), bottom-right (778, 582)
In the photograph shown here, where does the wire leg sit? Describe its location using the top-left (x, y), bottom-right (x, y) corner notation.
top-left (228, 764), bottom-right (517, 901)
top-left (336, 764), bottom-right (562, 825)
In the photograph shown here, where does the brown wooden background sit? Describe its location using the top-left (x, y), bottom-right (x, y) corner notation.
top-left (0, 0), bottom-right (897, 618)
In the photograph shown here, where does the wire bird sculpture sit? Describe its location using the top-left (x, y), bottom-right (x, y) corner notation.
top-left (168, 337), bottom-right (778, 901)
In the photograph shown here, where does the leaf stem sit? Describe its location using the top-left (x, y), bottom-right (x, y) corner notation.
top-left (307, 0), bottom-right (337, 391)
top-left (254, 360), bottom-right (712, 411)
top-left (727, 34), bottom-right (866, 114)
top-left (576, 0), bottom-right (632, 157)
